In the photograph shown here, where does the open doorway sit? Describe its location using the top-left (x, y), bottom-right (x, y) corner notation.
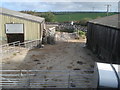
top-left (7, 34), bottom-right (24, 43)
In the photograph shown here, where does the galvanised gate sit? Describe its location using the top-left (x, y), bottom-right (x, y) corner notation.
top-left (0, 70), bottom-right (95, 89)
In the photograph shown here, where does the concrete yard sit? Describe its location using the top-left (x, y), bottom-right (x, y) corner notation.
top-left (2, 32), bottom-right (96, 70)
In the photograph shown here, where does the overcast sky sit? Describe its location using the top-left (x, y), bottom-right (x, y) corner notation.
top-left (0, 0), bottom-right (120, 12)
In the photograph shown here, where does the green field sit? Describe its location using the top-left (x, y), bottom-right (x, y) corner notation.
top-left (54, 12), bottom-right (116, 22)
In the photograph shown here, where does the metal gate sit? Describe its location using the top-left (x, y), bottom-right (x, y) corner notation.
top-left (0, 39), bottom-right (41, 58)
top-left (0, 70), bottom-right (94, 89)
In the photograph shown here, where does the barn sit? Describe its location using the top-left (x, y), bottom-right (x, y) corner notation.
top-left (0, 8), bottom-right (45, 44)
top-left (87, 14), bottom-right (120, 64)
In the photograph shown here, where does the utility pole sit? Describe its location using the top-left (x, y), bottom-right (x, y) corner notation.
top-left (105, 4), bottom-right (111, 16)
top-left (92, 7), bottom-right (95, 12)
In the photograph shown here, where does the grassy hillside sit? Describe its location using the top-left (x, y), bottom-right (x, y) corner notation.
top-left (24, 11), bottom-right (117, 22)
top-left (54, 12), bottom-right (116, 22)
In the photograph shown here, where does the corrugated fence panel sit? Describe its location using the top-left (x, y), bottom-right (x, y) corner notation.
top-left (87, 22), bottom-right (120, 64)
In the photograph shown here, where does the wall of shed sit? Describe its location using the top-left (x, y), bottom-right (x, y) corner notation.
top-left (0, 14), bottom-right (2, 44)
top-left (0, 14), bottom-right (43, 44)
top-left (87, 23), bottom-right (120, 64)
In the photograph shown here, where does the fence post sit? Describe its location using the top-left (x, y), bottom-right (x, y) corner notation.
top-left (31, 42), bottom-right (33, 49)
top-left (13, 42), bottom-right (15, 47)
top-left (68, 70), bottom-right (70, 88)
top-left (36, 40), bottom-right (37, 48)
top-left (19, 43), bottom-right (21, 52)
top-left (7, 44), bottom-right (9, 54)
top-left (27, 70), bottom-right (30, 88)
top-left (19, 70), bottom-right (22, 87)
top-left (25, 42), bottom-right (26, 49)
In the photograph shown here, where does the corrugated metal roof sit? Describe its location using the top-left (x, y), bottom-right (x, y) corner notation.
top-left (0, 7), bottom-right (45, 23)
top-left (88, 14), bottom-right (120, 29)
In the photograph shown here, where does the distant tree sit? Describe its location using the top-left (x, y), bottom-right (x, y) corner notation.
top-left (21, 10), bottom-right (55, 22)
top-left (79, 18), bottom-right (92, 26)
top-left (20, 10), bottom-right (36, 15)
top-left (37, 12), bottom-right (55, 22)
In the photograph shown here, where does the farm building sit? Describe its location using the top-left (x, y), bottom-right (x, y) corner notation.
top-left (87, 14), bottom-right (120, 64)
top-left (0, 8), bottom-right (45, 44)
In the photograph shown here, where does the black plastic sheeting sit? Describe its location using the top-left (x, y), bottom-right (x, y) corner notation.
top-left (87, 23), bottom-right (120, 64)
